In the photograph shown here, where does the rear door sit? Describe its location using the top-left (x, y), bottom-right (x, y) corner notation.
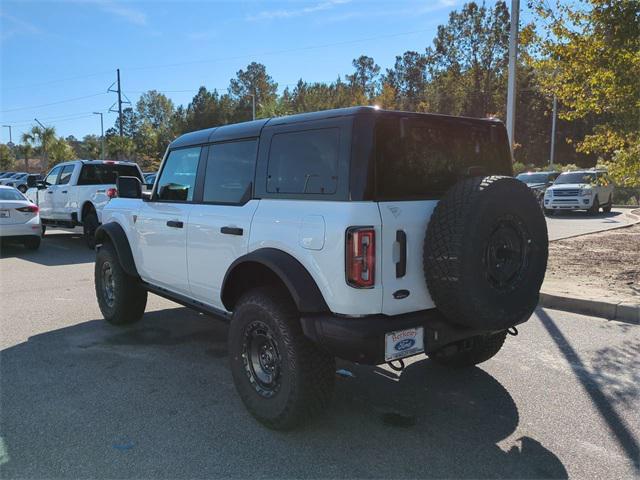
top-left (187, 139), bottom-right (259, 309)
top-left (135, 147), bottom-right (202, 295)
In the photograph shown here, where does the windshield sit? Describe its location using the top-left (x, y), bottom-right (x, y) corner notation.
top-left (0, 189), bottom-right (27, 201)
top-left (516, 173), bottom-right (549, 184)
top-left (375, 116), bottom-right (512, 200)
top-left (555, 172), bottom-right (596, 185)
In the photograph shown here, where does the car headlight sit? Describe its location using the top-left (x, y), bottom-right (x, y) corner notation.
top-left (545, 190), bottom-right (552, 197)
top-left (581, 188), bottom-right (592, 196)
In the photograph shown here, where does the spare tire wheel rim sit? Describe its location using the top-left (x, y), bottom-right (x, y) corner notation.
top-left (483, 214), bottom-right (530, 291)
top-left (242, 320), bottom-right (282, 398)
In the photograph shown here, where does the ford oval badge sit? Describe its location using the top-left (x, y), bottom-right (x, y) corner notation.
top-left (394, 338), bottom-right (416, 351)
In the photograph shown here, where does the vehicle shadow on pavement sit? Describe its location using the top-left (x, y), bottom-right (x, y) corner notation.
top-left (0, 232), bottom-right (93, 266)
top-left (549, 211), bottom-right (622, 221)
top-left (0, 308), bottom-right (567, 479)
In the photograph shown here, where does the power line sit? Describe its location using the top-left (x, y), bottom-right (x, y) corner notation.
top-left (0, 93), bottom-right (108, 114)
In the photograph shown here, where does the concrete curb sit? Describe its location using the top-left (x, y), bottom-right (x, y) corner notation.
top-left (539, 292), bottom-right (640, 325)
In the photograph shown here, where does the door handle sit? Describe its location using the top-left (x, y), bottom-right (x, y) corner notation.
top-left (395, 230), bottom-right (407, 278)
top-left (46, 190), bottom-right (53, 194)
top-left (220, 226), bottom-right (243, 236)
top-left (61, 190), bottom-right (68, 194)
top-left (166, 220), bottom-right (184, 228)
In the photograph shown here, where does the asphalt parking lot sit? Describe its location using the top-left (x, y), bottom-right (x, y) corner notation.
top-left (1, 230), bottom-right (639, 479)
top-left (546, 208), bottom-right (636, 241)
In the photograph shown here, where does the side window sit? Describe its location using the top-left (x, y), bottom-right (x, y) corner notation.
top-left (203, 139), bottom-right (257, 204)
top-left (155, 147), bottom-right (201, 202)
top-left (57, 165), bottom-right (75, 185)
top-left (44, 166), bottom-right (62, 186)
top-left (267, 128), bottom-right (339, 194)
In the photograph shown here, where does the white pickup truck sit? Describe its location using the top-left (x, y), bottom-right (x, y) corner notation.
top-left (26, 160), bottom-right (144, 247)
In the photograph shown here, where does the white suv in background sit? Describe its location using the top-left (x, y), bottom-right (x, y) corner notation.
top-left (544, 169), bottom-right (614, 215)
top-left (93, 107), bottom-right (549, 429)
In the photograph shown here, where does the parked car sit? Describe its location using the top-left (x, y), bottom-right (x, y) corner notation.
top-left (0, 172), bottom-right (16, 179)
top-left (25, 160), bottom-right (144, 248)
top-left (516, 171), bottom-right (559, 205)
top-left (94, 107), bottom-right (548, 429)
top-left (543, 169), bottom-right (614, 215)
top-left (0, 172), bottom-right (28, 187)
top-left (2, 172), bottom-right (35, 193)
top-left (0, 186), bottom-right (41, 250)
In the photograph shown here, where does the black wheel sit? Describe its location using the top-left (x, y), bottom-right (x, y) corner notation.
top-left (424, 176), bottom-right (548, 330)
top-left (83, 211), bottom-right (99, 249)
top-left (95, 242), bottom-right (147, 325)
top-left (23, 236), bottom-right (41, 250)
top-left (431, 331), bottom-right (508, 368)
top-left (544, 208), bottom-right (554, 216)
top-left (41, 224), bottom-right (46, 238)
top-left (602, 194), bottom-right (612, 213)
top-left (588, 196), bottom-right (600, 215)
top-left (228, 287), bottom-right (335, 430)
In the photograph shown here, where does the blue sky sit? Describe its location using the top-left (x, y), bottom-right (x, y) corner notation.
top-left (1, 0), bottom-right (534, 144)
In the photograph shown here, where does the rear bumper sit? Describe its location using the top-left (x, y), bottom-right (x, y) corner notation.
top-left (301, 309), bottom-right (515, 365)
top-left (0, 220), bottom-right (41, 238)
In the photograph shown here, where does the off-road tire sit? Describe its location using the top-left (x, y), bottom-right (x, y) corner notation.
top-left (588, 196), bottom-right (600, 215)
top-left (430, 331), bottom-right (508, 368)
top-left (23, 236), bottom-right (41, 250)
top-left (424, 176), bottom-right (548, 330)
top-left (602, 195), bottom-right (612, 213)
top-left (83, 211), bottom-right (99, 249)
top-left (95, 242), bottom-right (147, 325)
top-left (228, 287), bottom-right (335, 430)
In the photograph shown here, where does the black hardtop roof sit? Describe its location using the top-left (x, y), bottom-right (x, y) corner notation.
top-left (169, 106), bottom-right (503, 149)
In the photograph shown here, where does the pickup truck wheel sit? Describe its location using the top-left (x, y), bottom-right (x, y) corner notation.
top-left (228, 287), bottom-right (335, 430)
top-left (430, 331), bottom-right (507, 368)
top-left (424, 176), bottom-right (548, 330)
top-left (84, 211), bottom-right (99, 249)
top-left (95, 242), bottom-right (147, 325)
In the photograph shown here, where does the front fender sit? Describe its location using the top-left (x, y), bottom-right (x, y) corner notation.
top-left (95, 222), bottom-right (139, 278)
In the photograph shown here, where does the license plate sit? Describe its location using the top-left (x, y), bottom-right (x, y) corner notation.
top-left (385, 327), bottom-right (424, 362)
top-left (0, 210), bottom-right (9, 218)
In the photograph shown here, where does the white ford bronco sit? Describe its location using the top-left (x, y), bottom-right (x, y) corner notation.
top-left (25, 160), bottom-right (144, 247)
top-left (94, 107), bottom-right (548, 429)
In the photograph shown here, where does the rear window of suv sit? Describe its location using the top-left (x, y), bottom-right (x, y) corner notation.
top-left (77, 164), bottom-right (142, 185)
top-left (374, 117), bottom-right (512, 200)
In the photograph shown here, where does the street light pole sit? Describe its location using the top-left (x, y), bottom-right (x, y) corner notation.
top-left (506, 0), bottom-right (520, 152)
top-left (550, 95), bottom-right (557, 168)
top-left (2, 125), bottom-right (12, 145)
top-left (93, 112), bottom-right (105, 160)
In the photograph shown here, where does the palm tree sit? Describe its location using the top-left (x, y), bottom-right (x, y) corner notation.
top-left (29, 125), bottom-right (56, 170)
top-left (20, 132), bottom-right (35, 171)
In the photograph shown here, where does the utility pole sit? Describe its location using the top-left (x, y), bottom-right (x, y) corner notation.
top-left (506, 0), bottom-right (519, 151)
top-left (550, 95), bottom-right (557, 168)
top-left (93, 112), bottom-right (105, 160)
top-left (108, 69), bottom-right (129, 137)
top-left (248, 93), bottom-right (256, 121)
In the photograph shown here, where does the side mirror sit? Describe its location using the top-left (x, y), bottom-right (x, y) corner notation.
top-left (37, 181), bottom-right (48, 190)
top-left (116, 176), bottom-right (142, 199)
top-left (27, 176), bottom-right (37, 188)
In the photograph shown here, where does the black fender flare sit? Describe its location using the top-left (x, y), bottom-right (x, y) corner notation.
top-left (221, 248), bottom-right (329, 313)
top-left (94, 222), bottom-right (139, 278)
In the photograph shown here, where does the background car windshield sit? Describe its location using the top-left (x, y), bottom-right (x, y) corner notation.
top-left (0, 189), bottom-right (27, 201)
top-left (555, 172), bottom-right (596, 184)
top-left (516, 173), bottom-right (549, 184)
top-left (77, 164), bottom-right (142, 185)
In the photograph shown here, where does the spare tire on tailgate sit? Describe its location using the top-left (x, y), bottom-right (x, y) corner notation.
top-left (424, 176), bottom-right (548, 330)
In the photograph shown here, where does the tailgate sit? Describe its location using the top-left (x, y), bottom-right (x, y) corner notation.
top-left (377, 200), bottom-right (438, 315)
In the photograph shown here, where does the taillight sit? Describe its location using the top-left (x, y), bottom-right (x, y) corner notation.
top-left (106, 188), bottom-right (118, 198)
top-left (346, 226), bottom-right (375, 288)
top-left (16, 205), bottom-right (39, 213)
